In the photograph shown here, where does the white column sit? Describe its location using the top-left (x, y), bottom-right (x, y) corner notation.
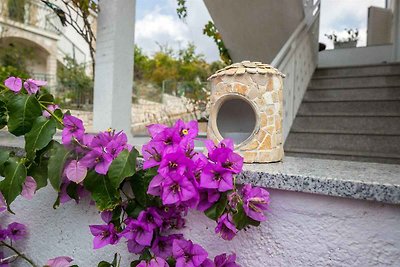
top-left (46, 53), bottom-right (58, 94)
top-left (93, 0), bottom-right (135, 139)
top-left (392, 0), bottom-right (400, 61)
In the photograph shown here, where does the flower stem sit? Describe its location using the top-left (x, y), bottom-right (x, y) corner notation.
top-left (0, 241), bottom-right (38, 267)
top-left (39, 102), bottom-right (64, 126)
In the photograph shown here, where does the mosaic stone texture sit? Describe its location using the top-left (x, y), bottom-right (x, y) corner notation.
top-left (207, 61), bottom-right (285, 163)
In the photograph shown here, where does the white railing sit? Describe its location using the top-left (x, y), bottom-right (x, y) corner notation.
top-left (272, 0), bottom-right (320, 142)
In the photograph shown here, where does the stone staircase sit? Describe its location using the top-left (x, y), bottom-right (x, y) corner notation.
top-left (284, 63), bottom-right (400, 164)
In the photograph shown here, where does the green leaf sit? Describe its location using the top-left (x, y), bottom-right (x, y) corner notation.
top-left (125, 200), bottom-right (144, 219)
top-left (66, 182), bottom-right (79, 202)
top-left (28, 157), bottom-right (48, 190)
top-left (97, 262), bottom-right (112, 267)
top-left (205, 193), bottom-right (228, 221)
top-left (111, 253), bottom-right (120, 267)
top-left (0, 99), bottom-right (7, 129)
top-left (25, 116), bottom-right (57, 160)
top-left (130, 261), bottom-right (140, 267)
top-left (6, 94), bottom-right (42, 136)
top-left (129, 168), bottom-right (156, 207)
top-left (0, 149), bottom-right (9, 176)
top-left (27, 141), bottom-right (53, 190)
top-left (54, 109), bottom-right (64, 129)
top-left (38, 93), bottom-right (54, 103)
top-left (48, 142), bottom-right (70, 191)
top-left (232, 202), bottom-right (260, 230)
top-left (0, 158), bottom-right (27, 208)
top-left (108, 149), bottom-right (138, 189)
top-left (53, 195), bottom-right (60, 209)
top-left (83, 171), bottom-right (120, 211)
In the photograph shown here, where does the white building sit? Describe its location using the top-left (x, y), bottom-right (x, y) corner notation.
top-left (0, 0), bottom-right (94, 90)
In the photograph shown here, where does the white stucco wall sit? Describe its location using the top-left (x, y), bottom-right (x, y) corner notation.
top-left (318, 45), bottom-right (393, 67)
top-left (2, 186), bottom-right (399, 266)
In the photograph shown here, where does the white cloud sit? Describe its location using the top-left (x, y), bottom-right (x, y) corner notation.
top-left (134, 0), bottom-right (220, 62)
top-left (319, 0), bottom-right (385, 49)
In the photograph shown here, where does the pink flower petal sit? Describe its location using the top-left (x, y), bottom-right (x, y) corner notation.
top-left (65, 160), bottom-right (87, 183)
top-left (4, 76), bottom-right (22, 92)
top-left (30, 79), bottom-right (47, 87)
top-left (21, 176), bottom-right (37, 200)
top-left (46, 256), bottom-right (73, 267)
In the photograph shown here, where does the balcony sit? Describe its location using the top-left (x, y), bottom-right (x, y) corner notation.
top-left (0, 0), bottom-right (61, 35)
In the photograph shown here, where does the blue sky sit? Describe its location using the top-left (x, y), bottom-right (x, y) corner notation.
top-left (319, 0), bottom-right (385, 49)
top-left (135, 0), bottom-right (219, 62)
top-left (134, 0), bottom-right (387, 61)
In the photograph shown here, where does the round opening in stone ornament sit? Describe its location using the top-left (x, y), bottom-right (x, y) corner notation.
top-left (207, 61), bottom-right (285, 163)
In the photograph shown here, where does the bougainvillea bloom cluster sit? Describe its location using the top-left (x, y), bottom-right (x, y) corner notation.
top-left (84, 120), bottom-right (270, 266)
top-left (1, 76), bottom-right (271, 266)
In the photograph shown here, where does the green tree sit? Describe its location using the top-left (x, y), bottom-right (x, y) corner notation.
top-left (57, 57), bottom-right (93, 108)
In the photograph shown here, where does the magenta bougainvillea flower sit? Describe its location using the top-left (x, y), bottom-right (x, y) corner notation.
top-left (21, 176), bottom-right (37, 200)
top-left (137, 208), bottom-right (163, 231)
top-left (0, 229), bottom-right (8, 241)
top-left (215, 214), bottom-right (237, 241)
top-left (45, 256), bottom-right (74, 267)
top-left (147, 174), bottom-right (165, 197)
top-left (161, 174), bottom-right (197, 205)
top-left (6, 222), bottom-right (27, 241)
top-left (158, 149), bottom-right (192, 177)
top-left (200, 164), bottom-right (234, 192)
top-left (172, 239), bottom-right (208, 267)
top-left (151, 234), bottom-right (183, 259)
top-left (241, 184), bottom-right (270, 222)
top-left (214, 253), bottom-right (240, 267)
top-left (215, 149), bottom-right (243, 174)
top-left (62, 115), bottom-right (85, 145)
top-left (76, 129), bottom-right (130, 175)
top-left (23, 79), bottom-right (47, 95)
top-left (137, 257), bottom-right (169, 267)
top-left (152, 127), bottom-right (182, 149)
top-left (4, 76), bottom-right (22, 93)
top-left (196, 189), bottom-right (220, 211)
top-left (142, 141), bottom-right (165, 169)
top-left (146, 123), bottom-right (168, 138)
top-left (89, 223), bottom-right (120, 249)
top-left (120, 219), bottom-right (153, 247)
top-left (174, 119), bottom-right (198, 140)
top-left (79, 148), bottom-right (113, 175)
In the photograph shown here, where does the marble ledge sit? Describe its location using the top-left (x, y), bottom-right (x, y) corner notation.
top-left (239, 156), bottom-right (400, 205)
top-left (1, 139), bottom-right (399, 205)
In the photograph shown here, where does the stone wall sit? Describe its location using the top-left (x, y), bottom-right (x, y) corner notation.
top-left (70, 94), bottom-right (200, 134)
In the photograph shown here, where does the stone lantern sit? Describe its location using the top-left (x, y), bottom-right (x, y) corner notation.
top-left (207, 61), bottom-right (285, 163)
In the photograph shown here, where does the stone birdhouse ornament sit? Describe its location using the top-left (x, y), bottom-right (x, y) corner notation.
top-left (207, 61), bottom-right (285, 163)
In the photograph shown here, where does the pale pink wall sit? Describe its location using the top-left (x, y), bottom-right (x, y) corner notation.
top-left (2, 187), bottom-right (400, 266)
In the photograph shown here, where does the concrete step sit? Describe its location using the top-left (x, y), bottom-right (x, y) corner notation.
top-left (285, 149), bottom-right (400, 164)
top-left (291, 116), bottom-right (400, 135)
top-left (284, 132), bottom-right (400, 155)
top-left (304, 87), bottom-right (400, 101)
top-left (309, 75), bottom-right (400, 89)
top-left (297, 100), bottom-right (400, 116)
top-left (314, 63), bottom-right (400, 78)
